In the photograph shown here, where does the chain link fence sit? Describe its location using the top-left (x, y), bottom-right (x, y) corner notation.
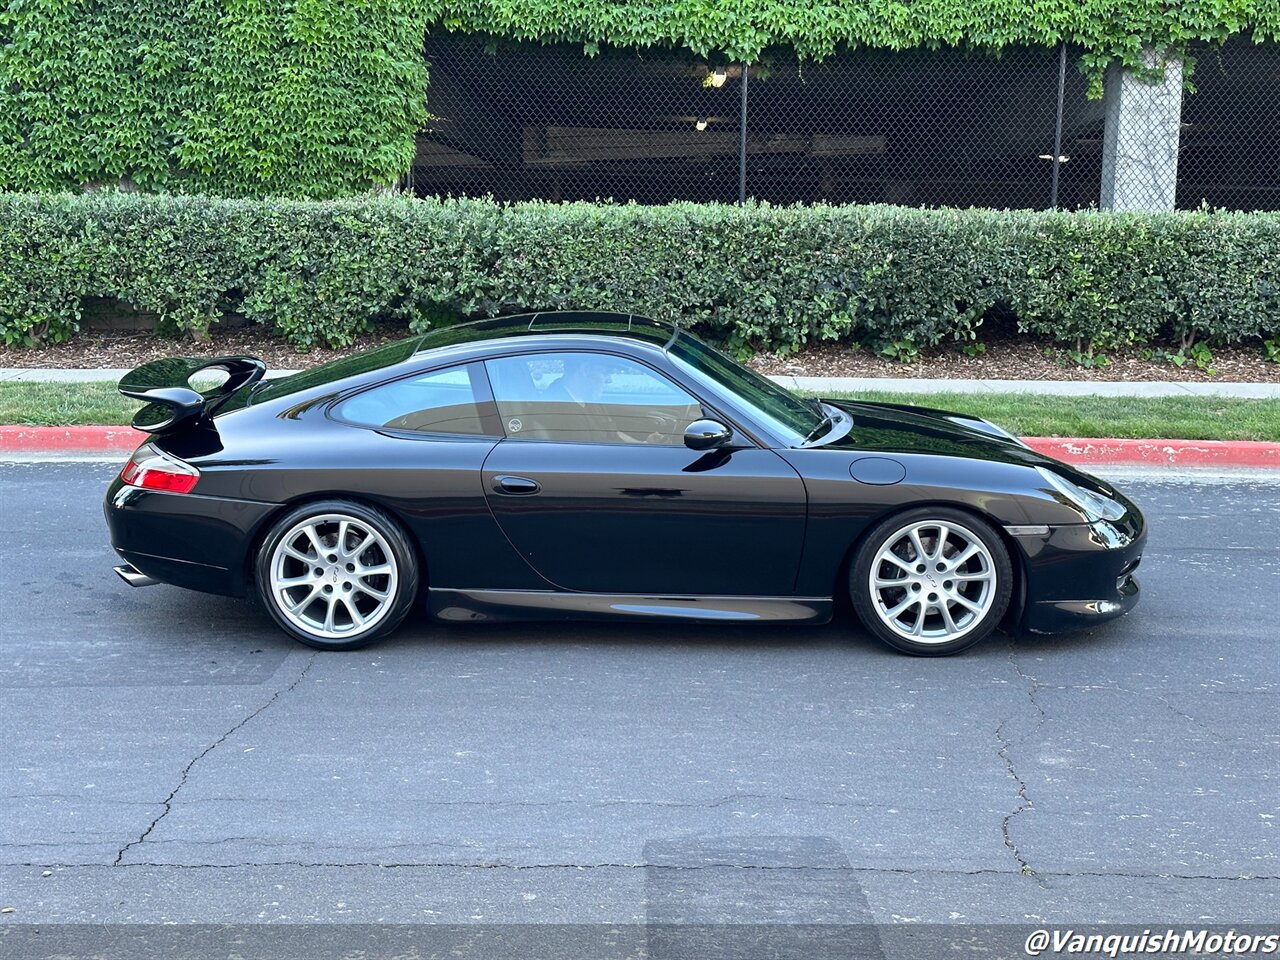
top-left (411, 34), bottom-right (1279, 212)
top-left (742, 45), bottom-right (1093, 209)
top-left (413, 38), bottom-right (741, 204)
top-left (1178, 39), bottom-right (1280, 211)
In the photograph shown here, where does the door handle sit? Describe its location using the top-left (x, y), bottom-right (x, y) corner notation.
top-left (493, 475), bottom-right (541, 496)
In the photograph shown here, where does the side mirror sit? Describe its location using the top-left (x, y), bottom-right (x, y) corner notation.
top-left (684, 418), bottom-right (733, 451)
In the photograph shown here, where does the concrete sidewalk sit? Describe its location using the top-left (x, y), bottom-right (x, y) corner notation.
top-left (3, 367), bottom-right (1279, 398)
top-left (773, 375), bottom-right (1280, 398)
top-left (0, 367), bottom-right (239, 383)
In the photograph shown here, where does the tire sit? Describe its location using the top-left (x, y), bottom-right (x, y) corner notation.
top-left (255, 499), bottom-right (420, 650)
top-left (849, 507), bottom-right (1012, 656)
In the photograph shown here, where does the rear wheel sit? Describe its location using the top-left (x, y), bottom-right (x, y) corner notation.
top-left (255, 500), bottom-right (419, 650)
top-left (850, 507), bottom-right (1012, 656)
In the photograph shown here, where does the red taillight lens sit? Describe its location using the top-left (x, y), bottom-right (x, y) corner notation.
top-left (121, 445), bottom-right (200, 494)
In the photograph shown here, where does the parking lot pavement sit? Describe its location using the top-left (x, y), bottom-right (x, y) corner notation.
top-left (1, 462), bottom-right (1277, 930)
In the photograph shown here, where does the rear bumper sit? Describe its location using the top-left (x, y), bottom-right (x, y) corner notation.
top-left (112, 548), bottom-right (240, 596)
top-left (104, 475), bottom-right (279, 597)
top-left (1012, 516), bottom-right (1147, 634)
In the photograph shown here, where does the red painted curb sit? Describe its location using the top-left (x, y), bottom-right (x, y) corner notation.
top-left (1022, 436), bottom-right (1280, 468)
top-left (0, 425), bottom-right (146, 452)
top-left (1, 425), bottom-right (1278, 468)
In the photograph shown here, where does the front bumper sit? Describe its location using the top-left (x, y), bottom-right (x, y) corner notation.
top-left (1010, 516), bottom-right (1147, 634)
top-left (104, 475), bottom-right (279, 597)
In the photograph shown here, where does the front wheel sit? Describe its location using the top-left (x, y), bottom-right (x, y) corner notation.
top-left (850, 508), bottom-right (1012, 656)
top-left (255, 500), bottom-right (420, 650)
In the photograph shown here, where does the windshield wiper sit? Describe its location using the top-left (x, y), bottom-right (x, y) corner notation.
top-left (801, 411), bottom-right (836, 445)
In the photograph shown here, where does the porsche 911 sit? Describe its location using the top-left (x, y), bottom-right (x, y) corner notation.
top-left (105, 312), bottom-right (1145, 656)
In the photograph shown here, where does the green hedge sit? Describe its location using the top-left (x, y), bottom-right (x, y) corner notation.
top-left (2, 193), bottom-right (1277, 357)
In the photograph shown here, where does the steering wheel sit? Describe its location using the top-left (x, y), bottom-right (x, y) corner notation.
top-left (643, 412), bottom-right (679, 443)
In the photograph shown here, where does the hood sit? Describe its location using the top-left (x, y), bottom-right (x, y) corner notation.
top-left (817, 398), bottom-right (1054, 468)
top-left (814, 399), bottom-right (1143, 531)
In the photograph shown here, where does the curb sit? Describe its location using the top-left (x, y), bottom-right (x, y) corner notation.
top-left (1022, 437), bottom-right (1280, 468)
top-left (2, 425), bottom-right (1279, 468)
top-left (0, 425), bottom-right (147, 452)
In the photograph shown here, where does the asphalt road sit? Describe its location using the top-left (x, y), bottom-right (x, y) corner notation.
top-left (1, 462), bottom-right (1277, 952)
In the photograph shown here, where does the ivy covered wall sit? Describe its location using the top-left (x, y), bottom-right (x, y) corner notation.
top-left (434, 1), bottom-right (1280, 80)
top-left (0, 0), bottom-right (431, 196)
top-left (1, 0), bottom-right (1276, 199)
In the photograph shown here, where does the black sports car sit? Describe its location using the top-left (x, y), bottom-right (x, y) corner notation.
top-left (105, 312), bottom-right (1145, 656)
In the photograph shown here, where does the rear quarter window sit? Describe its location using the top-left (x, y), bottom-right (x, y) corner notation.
top-left (333, 364), bottom-right (496, 436)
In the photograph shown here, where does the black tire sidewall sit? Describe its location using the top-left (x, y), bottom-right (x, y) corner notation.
top-left (850, 507), bottom-right (1013, 656)
top-left (255, 499), bottom-right (420, 650)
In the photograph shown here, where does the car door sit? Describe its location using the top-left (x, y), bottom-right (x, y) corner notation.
top-left (328, 362), bottom-right (545, 591)
top-left (480, 350), bottom-right (808, 596)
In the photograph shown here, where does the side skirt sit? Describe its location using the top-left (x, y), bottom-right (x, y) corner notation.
top-left (427, 588), bottom-right (833, 625)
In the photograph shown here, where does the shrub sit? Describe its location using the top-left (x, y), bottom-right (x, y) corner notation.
top-left (1, 193), bottom-right (1277, 355)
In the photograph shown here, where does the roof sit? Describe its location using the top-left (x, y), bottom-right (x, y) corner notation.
top-left (413, 311), bottom-right (678, 353)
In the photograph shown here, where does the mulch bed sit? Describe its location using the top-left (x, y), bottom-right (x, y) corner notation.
top-left (748, 341), bottom-right (1280, 383)
top-left (0, 329), bottom-right (407, 372)
top-left (3, 329), bottom-right (1279, 383)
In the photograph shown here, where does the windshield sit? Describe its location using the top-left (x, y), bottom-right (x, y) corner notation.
top-left (668, 332), bottom-right (826, 445)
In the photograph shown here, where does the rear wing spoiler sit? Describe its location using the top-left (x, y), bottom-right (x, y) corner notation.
top-left (119, 356), bottom-right (267, 434)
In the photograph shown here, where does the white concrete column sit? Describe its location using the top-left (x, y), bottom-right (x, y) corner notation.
top-left (1100, 48), bottom-right (1183, 211)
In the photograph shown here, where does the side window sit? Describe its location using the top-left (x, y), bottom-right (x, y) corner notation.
top-left (484, 352), bottom-right (704, 444)
top-left (334, 363), bottom-right (496, 436)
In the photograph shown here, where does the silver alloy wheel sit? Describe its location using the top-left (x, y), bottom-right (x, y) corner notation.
top-left (868, 519), bottom-right (996, 644)
top-left (269, 513), bottom-right (399, 640)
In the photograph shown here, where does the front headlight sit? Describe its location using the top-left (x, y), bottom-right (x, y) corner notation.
top-left (1034, 466), bottom-right (1126, 522)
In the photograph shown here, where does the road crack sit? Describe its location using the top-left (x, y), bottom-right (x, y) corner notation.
top-left (113, 652), bottom-right (316, 866)
top-left (996, 643), bottom-right (1046, 878)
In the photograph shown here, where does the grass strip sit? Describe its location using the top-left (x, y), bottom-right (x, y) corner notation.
top-left (0, 381), bottom-right (144, 427)
top-left (1, 380), bottom-right (1277, 442)
top-left (820, 391), bottom-right (1280, 443)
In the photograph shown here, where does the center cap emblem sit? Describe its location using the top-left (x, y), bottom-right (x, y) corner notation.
top-left (926, 573), bottom-right (938, 586)
top-left (331, 568), bottom-right (340, 584)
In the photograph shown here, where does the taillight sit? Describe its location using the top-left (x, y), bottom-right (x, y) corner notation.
top-left (121, 444), bottom-right (200, 494)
